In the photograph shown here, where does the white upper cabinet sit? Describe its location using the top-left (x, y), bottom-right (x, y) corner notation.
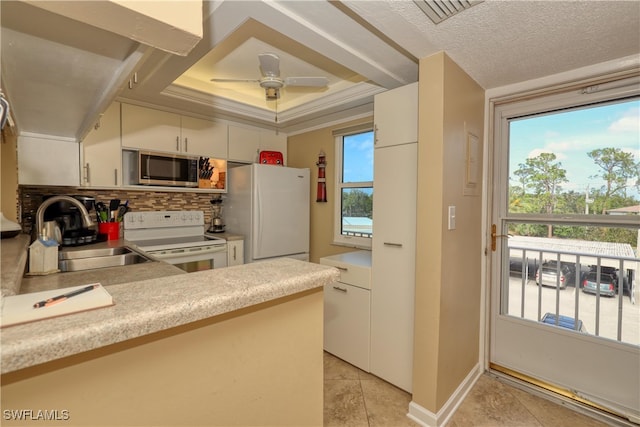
top-left (373, 82), bottom-right (418, 148)
top-left (259, 129), bottom-right (287, 161)
top-left (228, 125), bottom-right (287, 163)
top-left (82, 102), bottom-right (121, 187)
top-left (121, 103), bottom-right (181, 152)
top-left (18, 135), bottom-right (80, 186)
top-left (121, 104), bottom-right (229, 158)
top-left (227, 125), bottom-right (260, 163)
top-left (181, 116), bottom-right (228, 159)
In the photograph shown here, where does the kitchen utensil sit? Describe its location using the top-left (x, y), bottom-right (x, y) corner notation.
top-left (95, 202), bottom-right (108, 223)
top-left (109, 199), bottom-right (120, 222)
top-left (116, 205), bottom-right (128, 222)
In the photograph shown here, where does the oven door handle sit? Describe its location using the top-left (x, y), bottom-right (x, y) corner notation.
top-left (146, 245), bottom-right (227, 260)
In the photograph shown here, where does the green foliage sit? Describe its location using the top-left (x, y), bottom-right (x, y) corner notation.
top-left (587, 147), bottom-right (640, 214)
top-left (341, 189), bottom-right (372, 218)
top-left (514, 152), bottom-right (568, 215)
top-left (507, 148), bottom-right (639, 246)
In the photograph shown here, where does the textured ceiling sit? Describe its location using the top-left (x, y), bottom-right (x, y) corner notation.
top-left (2, 0), bottom-right (639, 138)
top-left (345, 0), bottom-right (640, 89)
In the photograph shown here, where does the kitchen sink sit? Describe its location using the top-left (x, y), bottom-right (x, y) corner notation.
top-left (58, 246), bottom-right (152, 272)
top-left (59, 247), bottom-right (132, 260)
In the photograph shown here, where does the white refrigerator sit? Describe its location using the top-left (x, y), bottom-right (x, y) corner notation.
top-left (225, 164), bottom-right (310, 263)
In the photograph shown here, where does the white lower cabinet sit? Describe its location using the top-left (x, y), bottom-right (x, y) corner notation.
top-left (320, 251), bottom-right (371, 371)
top-left (227, 240), bottom-right (244, 267)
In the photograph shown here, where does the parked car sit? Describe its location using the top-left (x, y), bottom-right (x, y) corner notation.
top-left (535, 262), bottom-right (572, 289)
top-left (509, 256), bottom-right (538, 279)
top-left (541, 312), bottom-right (587, 333)
top-left (582, 271), bottom-right (618, 297)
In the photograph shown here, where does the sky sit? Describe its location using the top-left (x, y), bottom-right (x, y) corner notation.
top-left (509, 98), bottom-right (640, 200)
top-left (343, 131), bottom-right (374, 183)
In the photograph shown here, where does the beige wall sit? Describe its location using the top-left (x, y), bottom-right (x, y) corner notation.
top-left (412, 52), bottom-right (485, 412)
top-left (288, 118), bottom-right (373, 263)
top-left (1, 128), bottom-right (19, 222)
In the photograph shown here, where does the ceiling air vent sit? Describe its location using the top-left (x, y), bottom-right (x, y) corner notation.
top-left (413, 0), bottom-right (483, 24)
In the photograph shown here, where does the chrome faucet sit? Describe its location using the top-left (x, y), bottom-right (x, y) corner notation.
top-left (35, 195), bottom-right (95, 238)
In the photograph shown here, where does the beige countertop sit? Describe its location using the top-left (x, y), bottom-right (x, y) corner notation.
top-left (18, 238), bottom-right (186, 293)
top-left (206, 231), bottom-right (243, 241)
top-left (1, 234), bottom-right (30, 297)
top-left (1, 257), bottom-right (338, 374)
top-left (320, 250), bottom-right (372, 268)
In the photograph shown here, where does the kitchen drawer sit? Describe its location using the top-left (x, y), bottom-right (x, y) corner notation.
top-left (319, 254), bottom-right (371, 289)
top-left (323, 282), bottom-right (370, 371)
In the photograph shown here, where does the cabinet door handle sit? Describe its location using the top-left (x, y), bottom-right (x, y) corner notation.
top-left (184, 137), bottom-right (188, 153)
top-left (384, 242), bottom-right (403, 248)
top-left (333, 286), bottom-right (347, 293)
top-left (335, 266), bottom-right (348, 271)
top-left (84, 163), bottom-right (90, 184)
top-left (233, 245), bottom-right (236, 260)
top-left (176, 136), bottom-right (180, 151)
top-left (114, 169), bottom-right (118, 186)
top-left (374, 124), bottom-right (379, 145)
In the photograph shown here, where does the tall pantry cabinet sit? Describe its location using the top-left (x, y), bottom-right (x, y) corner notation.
top-left (371, 82), bottom-right (418, 393)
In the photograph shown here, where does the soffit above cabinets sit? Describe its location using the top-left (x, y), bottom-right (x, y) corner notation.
top-left (1, 0), bottom-right (638, 139)
top-left (0, 1), bottom-right (149, 141)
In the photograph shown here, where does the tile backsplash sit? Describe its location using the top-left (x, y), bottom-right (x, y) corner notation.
top-left (19, 186), bottom-right (223, 234)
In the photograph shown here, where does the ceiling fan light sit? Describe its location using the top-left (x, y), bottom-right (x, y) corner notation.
top-left (260, 76), bottom-right (284, 89)
top-left (265, 87), bottom-right (279, 100)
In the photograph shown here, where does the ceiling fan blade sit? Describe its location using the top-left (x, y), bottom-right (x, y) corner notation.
top-left (284, 76), bottom-right (329, 87)
top-left (259, 53), bottom-right (280, 77)
top-left (210, 78), bottom-right (260, 83)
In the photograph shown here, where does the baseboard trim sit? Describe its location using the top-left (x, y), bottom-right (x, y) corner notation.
top-left (407, 364), bottom-right (482, 427)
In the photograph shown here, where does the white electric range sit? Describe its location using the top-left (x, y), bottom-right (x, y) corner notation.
top-left (124, 210), bottom-right (227, 272)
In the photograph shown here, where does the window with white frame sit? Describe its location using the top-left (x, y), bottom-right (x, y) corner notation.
top-left (333, 125), bottom-right (374, 248)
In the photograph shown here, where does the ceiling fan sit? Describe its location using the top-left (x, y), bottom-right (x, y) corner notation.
top-left (210, 53), bottom-right (329, 100)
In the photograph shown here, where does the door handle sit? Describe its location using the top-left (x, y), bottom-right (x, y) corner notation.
top-left (384, 242), bottom-right (403, 248)
top-left (333, 286), bottom-right (347, 293)
top-left (491, 224), bottom-right (510, 251)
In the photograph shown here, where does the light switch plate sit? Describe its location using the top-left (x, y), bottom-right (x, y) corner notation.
top-left (448, 206), bottom-right (456, 230)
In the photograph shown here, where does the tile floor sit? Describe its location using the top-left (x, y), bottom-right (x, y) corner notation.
top-left (323, 352), bottom-right (611, 427)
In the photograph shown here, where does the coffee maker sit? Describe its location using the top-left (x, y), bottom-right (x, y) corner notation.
top-left (42, 195), bottom-right (98, 246)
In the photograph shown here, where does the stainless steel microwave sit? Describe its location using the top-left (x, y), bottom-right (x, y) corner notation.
top-left (122, 150), bottom-right (199, 187)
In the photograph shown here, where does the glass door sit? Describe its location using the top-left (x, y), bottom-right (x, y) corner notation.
top-left (489, 76), bottom-right (640, 422)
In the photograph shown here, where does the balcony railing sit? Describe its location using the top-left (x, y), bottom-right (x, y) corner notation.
top-left (505, 244), bottom-right (639, 347)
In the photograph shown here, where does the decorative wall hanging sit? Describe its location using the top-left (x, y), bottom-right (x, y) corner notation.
top-left (316, 150), bottom-right (327, 202)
